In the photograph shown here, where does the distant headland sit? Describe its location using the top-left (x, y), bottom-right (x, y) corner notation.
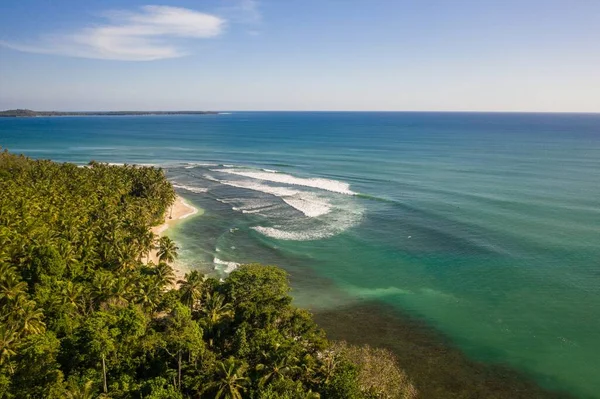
top-left (0, 109), bottom-right (219, 117)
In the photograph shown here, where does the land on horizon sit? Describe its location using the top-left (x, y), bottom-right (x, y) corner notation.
top-left (0, 109), bottom-right (219, 117)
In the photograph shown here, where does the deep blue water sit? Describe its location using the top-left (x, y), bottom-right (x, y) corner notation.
top-left (1, 112), bottom-right (600, 397)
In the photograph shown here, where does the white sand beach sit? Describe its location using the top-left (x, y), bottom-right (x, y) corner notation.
top-left (148, 195), bottom-right (200, 280)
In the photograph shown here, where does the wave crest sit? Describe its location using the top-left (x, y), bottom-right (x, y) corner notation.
top-left (212, 168), bottom-right (356, 195)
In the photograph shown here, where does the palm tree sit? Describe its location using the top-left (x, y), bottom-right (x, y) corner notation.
top-left (91, 272), bottom-right (113, 308)
top-left (61, 281), bottom-right (84, 315)
top-left (65, 380), bottom-right (96, 399)
top-left (157, 236), bottom-right (178, 264)
top-left (138, 230), bottom-right (155, 263)
top-left (178, 271), bottom-right (205, 312)
top-left (202, 292), bottom-right (234, 329)
top-left (203, 357), bottom-right (250, 399)
top-left (107, 277), bottom-right (130, 307)
top-left (256, 347), bottom-right (297, 387)
top-left (136, 277), bottom-right (162, 312)
top-left (201, 292), bottom-right (233, 346)
top-left (155, 262), bottom-right (176, 287)
top-left (17, 300), bottom-right (46, 335)
top-left (0, 325), bottom-right (18, 365)
top-left (0, 264), bottom-right (27, 304)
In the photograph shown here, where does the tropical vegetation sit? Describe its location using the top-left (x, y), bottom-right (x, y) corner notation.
top-left (0, 149), bottom-right (417, 398)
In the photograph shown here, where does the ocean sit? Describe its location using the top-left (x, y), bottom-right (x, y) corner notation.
top-left (1, 112), bottom-right (599, 398)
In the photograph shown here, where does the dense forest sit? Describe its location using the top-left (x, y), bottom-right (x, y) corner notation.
top-left (0, 150), bottom-right (417, 398)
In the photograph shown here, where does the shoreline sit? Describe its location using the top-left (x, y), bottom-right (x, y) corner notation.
top-left (148, 195), bottom-right (200, 280)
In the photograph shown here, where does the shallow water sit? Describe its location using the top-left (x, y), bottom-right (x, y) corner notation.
top-left (1, 112), bottom-right (599, 397)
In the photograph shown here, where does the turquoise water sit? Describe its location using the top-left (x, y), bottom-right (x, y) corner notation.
top-left (1, 112), bottom-right (599, 397)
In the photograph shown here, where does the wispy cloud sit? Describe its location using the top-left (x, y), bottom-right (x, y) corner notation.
top-left (234, 0), bottom-right (262, 24)
top-left (219, 0), bottom-right (262, 30)
top-left (0, 5), bottom-right (226, 61)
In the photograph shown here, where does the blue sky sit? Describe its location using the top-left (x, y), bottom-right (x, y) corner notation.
top-left (0, 0), bottom-right (599, 111)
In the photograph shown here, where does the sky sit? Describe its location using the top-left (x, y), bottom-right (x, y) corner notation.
top-left (0, 0), bottom-right (599, 112)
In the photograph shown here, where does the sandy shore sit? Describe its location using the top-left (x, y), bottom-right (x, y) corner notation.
top-left (147, 195), bottom-right (200, 280)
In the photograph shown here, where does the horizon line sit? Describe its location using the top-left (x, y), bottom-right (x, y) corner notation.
top-left (2, 109), bottom-right (600, 115)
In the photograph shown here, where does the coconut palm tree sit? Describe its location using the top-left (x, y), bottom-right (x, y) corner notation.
top-left (0, 264), bottom-right (27, 304)
top-left (107, 277), bottom-right (130, 307)
top-left (136, 277), bottom-right (163, 312)
top-left (256, 346), bottom-right (298, 387)
top-left (200, 292), bottom-right (233, 347)
top-left (0, 325), bottom-right (18, 365)
top-left (138, 230), bottom-right (155, 263)
top-left (61, 281), bottom-right (84, 315)
top-left (202, 292), bottom-right (234, 329)
top-left (178, 271), bottom-right (205, 312)
top-left (155, 262), bottom-right (176, 287)
top-left (203, 357), bottom-right (250, 399)
top-left (65, 380), bottom-right (96, 399)
top-left (17, 300), bottom-right (46, 335)
top-left (157, 236), bottom-right (179, 264)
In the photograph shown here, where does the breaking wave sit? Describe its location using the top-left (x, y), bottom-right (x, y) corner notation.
top-left (172, 183), bottom-right (208, 194)
top-left (218, 179), bottom-right (332, 218)
top-left (212, 168), bottom-right (356, 195)
top-left (214, 257), bottom-right (240, 274)
top-left (184, 162), bottom-right (219, 169)
top-left (173, 163), bottom-right (363, 241)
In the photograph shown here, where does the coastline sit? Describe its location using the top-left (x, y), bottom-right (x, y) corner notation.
top-left (148, 195), bottom-right (200, 280)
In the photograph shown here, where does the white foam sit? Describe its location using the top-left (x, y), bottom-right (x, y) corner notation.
top-left (172, 183), bottom-right (208, 194)
top-left (282, 196), bottom-right (331, 217)
top-left (213, 257), bottom-right (240, 273)
top-left (107, 162), bottom-right (157, 167)
top-left (241, 208), bottom-right (264, 214)
top-left (252, 226), bottom-right (331, 241)
top-left (240, 205), bottom-right (281, 214)
top-left (203, 174), bottom-right (220, 182)
top-left (184, 162), bottom-right (219, 169)
top-left (220, 179), bottom-right (298, 197)
top-left (219, 179), bottom-right (331, 217)
top-left (262, 168), bottom-right (278, 173)
top-left (251, 200), bottom-right (364, 241)
top-left (212, 169), bottom-right (355, 195)
top-left (231, 199), bottom-right (278, 214)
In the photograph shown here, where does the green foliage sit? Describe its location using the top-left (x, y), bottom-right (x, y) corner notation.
top-left (257, 378), bottom-right (321, 399)
top-left (321, 359), bottom-right (363, 399)
top-left (157, 236), bottom-right (179, 264)
top-left (0, 151), bottom-right (415, 398)
top-left (331, 341), bottom-right (418, 399)
top-left (10, 332), bottom-right (65, 398)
